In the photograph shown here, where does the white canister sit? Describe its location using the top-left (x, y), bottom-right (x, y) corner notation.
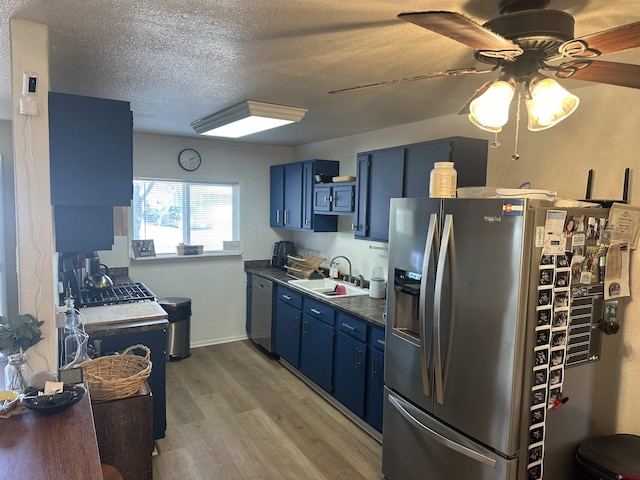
top-left (369, 266), bottom-right (386, 299)
top-left (429, 161), bottom-right (457, 198)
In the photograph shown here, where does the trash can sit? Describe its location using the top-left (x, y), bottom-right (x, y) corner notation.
top-left (158, 297), bottom-right (191, 361)
top-left (576, 434), bottom-right (640, 479)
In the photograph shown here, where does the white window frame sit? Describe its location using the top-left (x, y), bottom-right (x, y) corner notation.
top-left (131, 177), bottom-right (241, 258)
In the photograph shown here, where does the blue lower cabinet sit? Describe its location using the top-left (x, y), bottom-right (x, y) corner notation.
top-left (299, 314), bottom-right (334, 392)
top-left (333, 331), bottom-right (366, 417)
top-left (274, 300), bottom-right (301, 367)
top-left (365, 346), bottom-right (384, 432)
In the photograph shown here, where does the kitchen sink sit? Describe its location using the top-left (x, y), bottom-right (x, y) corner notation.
top-left (288, 278), bottom-right (369, 298)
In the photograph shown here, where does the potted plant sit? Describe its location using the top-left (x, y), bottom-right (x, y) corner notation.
top-left (0, 313), bottom-right (44, 392)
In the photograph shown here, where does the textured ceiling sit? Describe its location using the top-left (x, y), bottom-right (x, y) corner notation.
top-left (1, 0), bottom-right (639, 146)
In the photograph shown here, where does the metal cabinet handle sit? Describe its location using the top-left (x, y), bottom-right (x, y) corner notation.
top-left (355, 347), bottom-right (361, 368)
top-left (282, 294), bottom-right (292, 300)
top-left (303, 319), bottom-right (308, 335)
top-left (276, 210), bottom-right (280, 223)
top-left (284, 210), bottom-right (289, 224)
top-left (377, 339), bottom-right (386, 347)
top-left (370, 356), bottom-right (378, 378)
top-left (293, 314), bottom-right (298, 329)
top-left (341, 323), bottom-right (356, 331)
top-left (311, 308), bottom-right (322, 315)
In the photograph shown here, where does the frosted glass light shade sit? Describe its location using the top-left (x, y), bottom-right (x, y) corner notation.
top-left (191, 100), bottom-right (308, 138)
top-left (468, 80), bottom-right (516, 132)
top-left (526, 77), bottom-right (579, 131)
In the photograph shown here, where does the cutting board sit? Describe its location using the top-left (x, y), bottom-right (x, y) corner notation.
top-left (80, 301), bottom-right (167, 326)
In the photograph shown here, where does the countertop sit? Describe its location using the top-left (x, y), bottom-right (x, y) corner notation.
top-left (245, 263), bottom-right (387, 328)
top-left (0, 392), bottom-right (103, 479)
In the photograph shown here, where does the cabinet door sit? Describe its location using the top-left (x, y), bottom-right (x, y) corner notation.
top-left (274, 301), bottom-right (301, 367)
top-left (54, 205), bottom-right (115, 252)
top-left (284, 163), bottom-right (303, 229)
top-left (404, 140), bottom-right (451, 198)
top-left (365, 347), bottom-right (385, 432)
top-left (49, 92), bottom-right (132, 206)
top-left (302, 162), bottom-right (315, 229)
top-left (270, 165), bottom-right (285, 227)
top-left (300, 314), bottom-right (335, 392)
top-left (367, 148), bottom-right (404, 242)
top-left (334, 331), bottom-right (366, 417)
top-left (354, 154), bottom-right (370, 237)
top-left (313, 185), bottom-right (332, 212)
top-left (331, 184), bottom-right (355, 213)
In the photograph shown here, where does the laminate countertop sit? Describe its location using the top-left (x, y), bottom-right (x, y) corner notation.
top-left (245, 264), bottom-right (387, 328)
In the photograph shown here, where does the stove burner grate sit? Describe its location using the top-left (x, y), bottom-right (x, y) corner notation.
top-left (80, 282), bottom-right (156, 307)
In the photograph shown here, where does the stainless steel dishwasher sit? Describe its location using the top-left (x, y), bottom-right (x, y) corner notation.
top-left (250, 275), bottom-right (274, 352)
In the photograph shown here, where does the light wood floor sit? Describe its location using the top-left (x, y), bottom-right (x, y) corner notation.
top-left (152, 340), bottom-right (382, 479)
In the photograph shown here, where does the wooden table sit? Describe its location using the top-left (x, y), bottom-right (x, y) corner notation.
top-left (0, 392), bottom-right (103, 479)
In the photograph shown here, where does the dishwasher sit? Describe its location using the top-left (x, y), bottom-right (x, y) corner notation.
top-left (250, 275), bottom-right (274, 352)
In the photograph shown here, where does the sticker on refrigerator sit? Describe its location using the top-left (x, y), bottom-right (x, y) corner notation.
top-left (502, 199), bottom-right (524, 216)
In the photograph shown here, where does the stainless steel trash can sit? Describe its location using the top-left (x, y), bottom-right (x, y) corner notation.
top-left (158, 297), bottom-right (191, 361)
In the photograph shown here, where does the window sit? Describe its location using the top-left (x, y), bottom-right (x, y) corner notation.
top-left (133, 178), bottom-right (239, 255)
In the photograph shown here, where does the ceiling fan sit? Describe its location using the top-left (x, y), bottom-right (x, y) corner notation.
top-left (330, 0), bottom-right (640, 132)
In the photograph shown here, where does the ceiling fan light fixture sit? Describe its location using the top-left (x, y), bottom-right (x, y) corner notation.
top-left (191, 100), bottom-right (308, 138)
top-left (525, 76), bottom-right (579, 131)
top-left (468, 78), bottom-right (516, 132)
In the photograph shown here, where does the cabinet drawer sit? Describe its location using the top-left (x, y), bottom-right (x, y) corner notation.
top-left (303, 298), bottom-right (335, 326)
top-left (369, 325), bottom-right (386, 352)
top-left (337, 313), bottom-right (367, 342)
top-left (276, 285), bottom-right (303, 309)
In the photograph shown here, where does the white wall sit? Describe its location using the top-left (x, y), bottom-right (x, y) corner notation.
top-left (98, 132), bottom-right (294, 347)
top-left (291, 83), bottom-right (640, 434)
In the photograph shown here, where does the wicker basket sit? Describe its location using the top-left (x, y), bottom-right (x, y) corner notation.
top-left (80, 344), bottom-right (152, 402)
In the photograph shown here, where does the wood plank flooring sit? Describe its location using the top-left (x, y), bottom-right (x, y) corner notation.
top-left (152, 340), bottom-right (382, 479)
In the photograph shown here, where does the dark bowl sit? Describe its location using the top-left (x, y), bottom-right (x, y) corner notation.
top-left (314, 173), bottom-right (332, 183)
top-left (20, 385), bottom-right (86, 415)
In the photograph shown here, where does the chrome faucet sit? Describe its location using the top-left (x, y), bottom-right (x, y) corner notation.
top-left (329, 255), bottom-right (352, 283)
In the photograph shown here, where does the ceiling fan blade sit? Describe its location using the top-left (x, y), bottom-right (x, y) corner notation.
top-left (329, 66), bottom-right (498, 94)
top-left (552, 59), bottom-right (640, 89)
top-left (559, 20), bottom-right (640, 57)
top-left (457, 79), bottom-right (497, 115)
top-left (398, 11), bottom-right (523, 59)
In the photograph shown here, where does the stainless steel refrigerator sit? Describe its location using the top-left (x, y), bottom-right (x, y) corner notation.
top-left (382, 197), bottom-right (620, 480)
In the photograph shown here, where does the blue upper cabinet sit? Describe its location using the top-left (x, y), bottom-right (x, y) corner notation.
top-left (49, 92), bottom-right (133, 207)
top-left (355, 136), bottom-right (488, 242)
top-left (270, 159), bottom-right (339, 232)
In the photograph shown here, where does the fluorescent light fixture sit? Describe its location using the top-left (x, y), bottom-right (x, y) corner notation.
top-left (525, 75), bottom-right (579, 131)
top-left (468, 78), bottom-right (516, 132)
top-left (191, 100), bottom-right (308, 138)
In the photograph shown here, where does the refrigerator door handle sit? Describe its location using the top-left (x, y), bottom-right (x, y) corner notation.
top-left (419, 213), bottom-right (439, 398)
top-left (434, 213), bottom-right (455, 405)
top-left (388, 394), bottom-right (497, 468)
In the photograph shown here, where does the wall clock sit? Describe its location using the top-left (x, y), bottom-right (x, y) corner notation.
top-left (178, 148), bottom-right (202, 171)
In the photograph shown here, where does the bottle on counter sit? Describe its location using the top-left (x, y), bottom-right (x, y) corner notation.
top-left (61, 294), bottom-right (91, 369)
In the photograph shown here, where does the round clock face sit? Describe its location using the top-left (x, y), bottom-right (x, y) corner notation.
top-left (178, 148), bottom-right (202, 171)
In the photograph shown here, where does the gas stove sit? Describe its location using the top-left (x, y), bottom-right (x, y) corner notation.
top-left (79, 282), bottom-right (156, 307)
